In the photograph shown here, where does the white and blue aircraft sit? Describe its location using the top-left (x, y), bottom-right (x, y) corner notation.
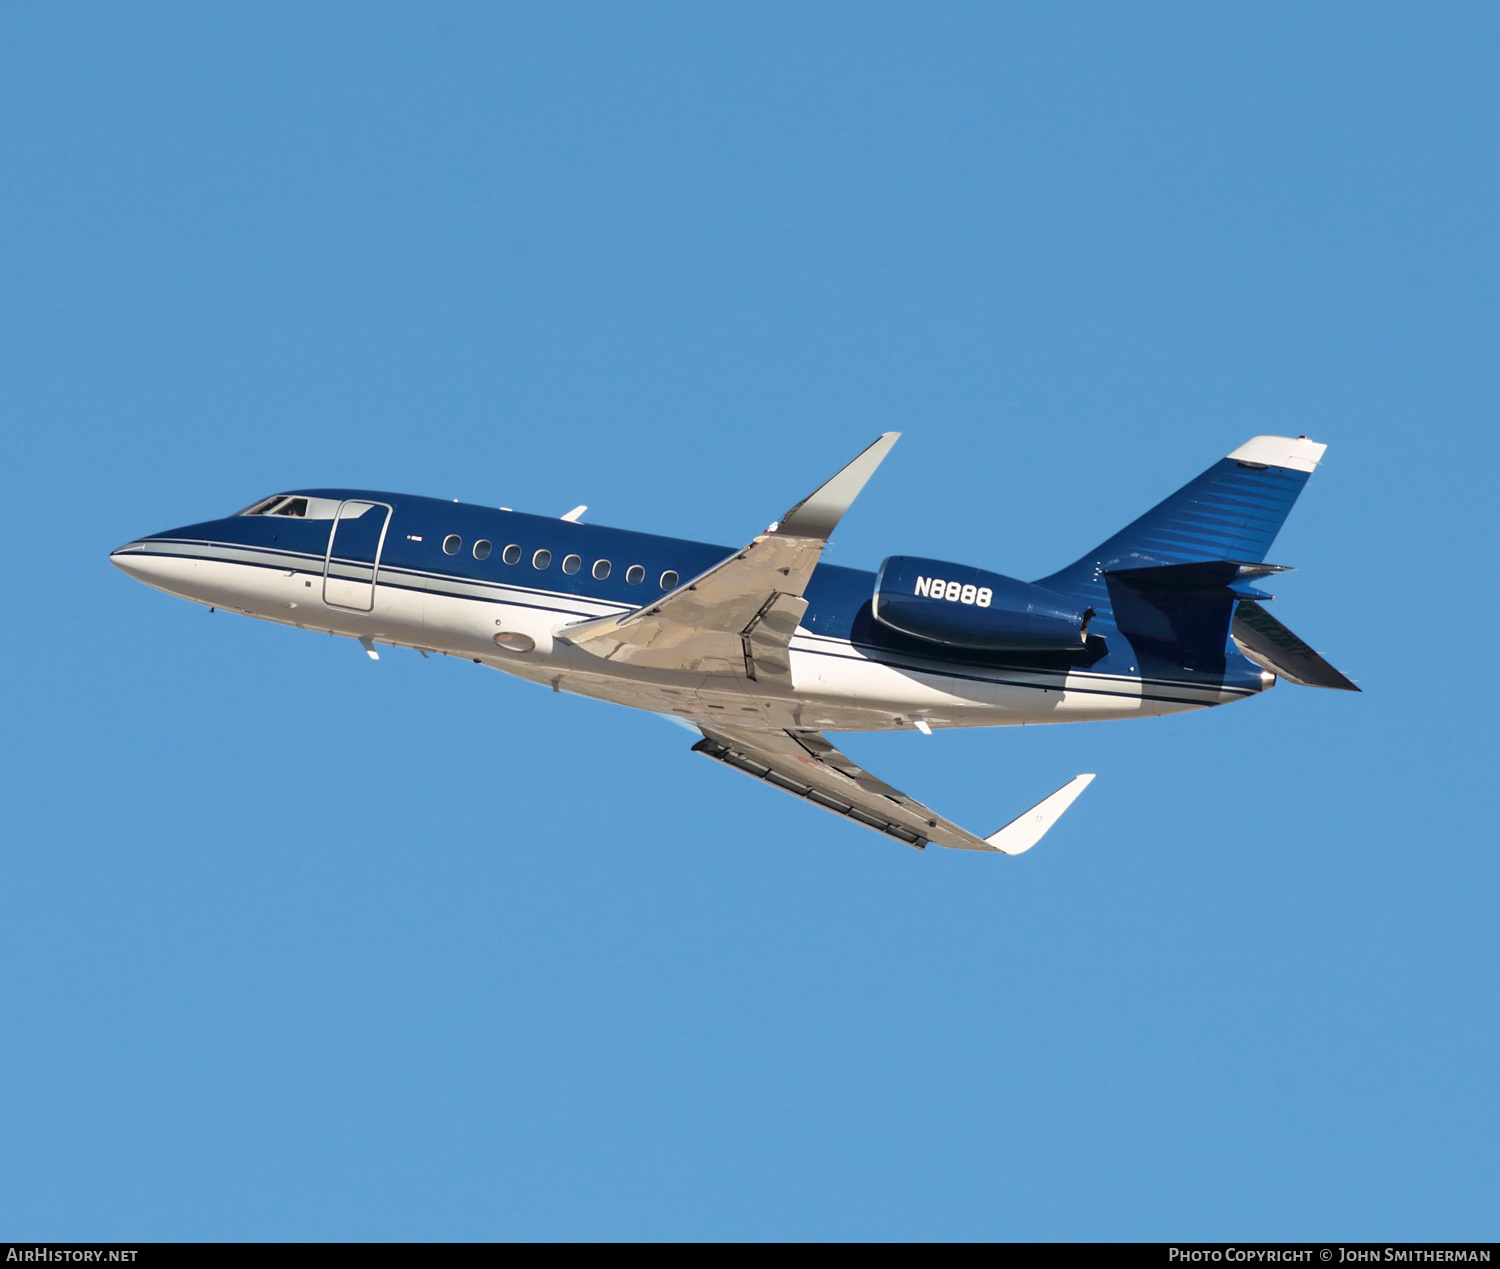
top-left (112, 434), bottom-right (1355, 854)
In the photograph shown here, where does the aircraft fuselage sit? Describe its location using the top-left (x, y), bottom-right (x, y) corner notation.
top-left (111, 488), bottom-right (1268, 735)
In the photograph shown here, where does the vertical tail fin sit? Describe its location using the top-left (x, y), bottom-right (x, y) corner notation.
top-left (1035, 436), bottom-right (1327, 610)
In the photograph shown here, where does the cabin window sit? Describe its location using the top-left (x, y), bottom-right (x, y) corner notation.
top-left (502, 544), bottom-right (522, 565)
top-left (562, 554), bottom-right (582, 574)
top-left (626, 565), bottom-right (645, 585)
top-left (473, 540), bottom-right (492, 560)
top-left (443, 535), bottom-right (462, 555)
top-left (660, 570), bottom-right (679, 590)
top-left (533, 549), bottom-right (552, 569)
top-left (592, 559), bottom-right (611, 580)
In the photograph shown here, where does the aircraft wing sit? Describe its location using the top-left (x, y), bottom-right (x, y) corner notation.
top-left (692, 725), bottom-right (1094, 854)
top-left (555, 434), bottom-right (899, 686)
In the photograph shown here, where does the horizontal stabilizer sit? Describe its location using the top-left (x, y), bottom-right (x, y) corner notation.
top-left (985, 774), bottom-right (1096, 855)
top-left (1107, 559), bottom-right (1291, 603)
top-left (1231, 600), bottom-right (1359, 691)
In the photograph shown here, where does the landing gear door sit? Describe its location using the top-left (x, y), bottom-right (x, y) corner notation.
top-left (323, 501), bottom-right (392, 612)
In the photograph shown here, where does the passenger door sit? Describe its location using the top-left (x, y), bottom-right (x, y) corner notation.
top-left (323, 501), bottom-right (392, 611)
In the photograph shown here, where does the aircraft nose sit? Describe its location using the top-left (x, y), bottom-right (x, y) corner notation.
top-left (110, 541), bottom-right (152, 577)
top-left (109, 539), bottom-right (181, 591)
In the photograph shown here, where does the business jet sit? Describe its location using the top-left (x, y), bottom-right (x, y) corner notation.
top-left (111, 434), bottom-right (1355, 854)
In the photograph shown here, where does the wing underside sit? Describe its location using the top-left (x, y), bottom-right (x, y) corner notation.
top-left (556, 433), bottom-right (1094, 854)
top-left (692, 725), bottom-right (1093, 854)
top-left (557, 434), bottom-right (900, 685)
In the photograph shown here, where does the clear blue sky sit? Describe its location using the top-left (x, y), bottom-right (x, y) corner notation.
top-left (2, 2), bottom-right (1496, 1241)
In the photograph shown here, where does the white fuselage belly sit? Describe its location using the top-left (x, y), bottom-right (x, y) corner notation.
top-left (122, 552), bottom-right (1237, 733)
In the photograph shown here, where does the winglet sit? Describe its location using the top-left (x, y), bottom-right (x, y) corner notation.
top-left (984, 774), bottom-right (1094, 855)
top-left (774, 433), bottom-right (900, 541)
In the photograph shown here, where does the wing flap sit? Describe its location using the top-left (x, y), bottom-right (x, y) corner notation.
top-left (692, 727), bottom-right (949, 849)
top-left (692, 726), bottom-right (1093, 854)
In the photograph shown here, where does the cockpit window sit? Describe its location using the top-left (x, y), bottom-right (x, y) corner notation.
top-left (237, 494), bottom-right (344, 520)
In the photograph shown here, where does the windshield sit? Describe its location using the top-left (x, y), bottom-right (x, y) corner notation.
top-left (236, 495), bottom-right (344, 519)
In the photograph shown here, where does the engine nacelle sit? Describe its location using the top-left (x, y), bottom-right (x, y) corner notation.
top-left (874, 556), bottom-right (1088, 651)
